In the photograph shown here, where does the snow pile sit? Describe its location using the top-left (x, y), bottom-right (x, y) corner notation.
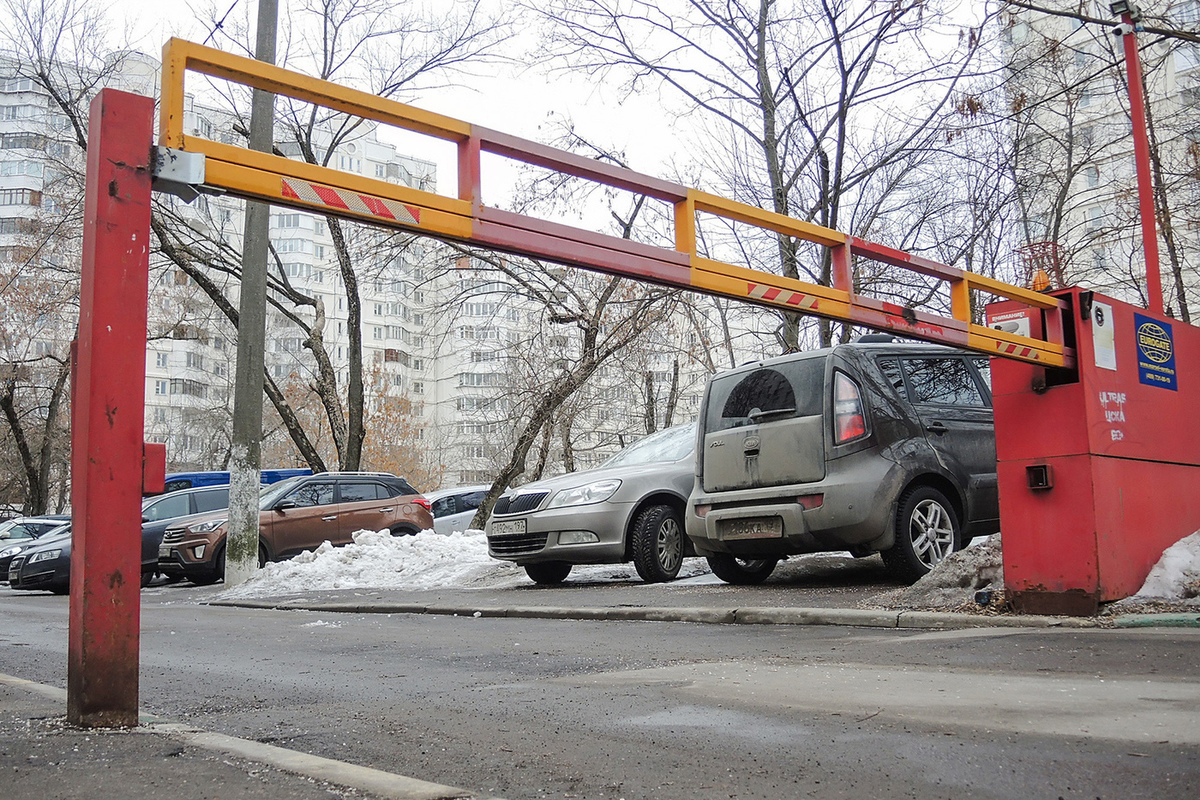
top-left (866, 535), bottom-right (1004, 612)
top-left (216, 527), bottom-right (711, 599)
top-left (219, 528), bottom-right (525, 599)
top-left (1126, 530), bottom-right (1200, 601)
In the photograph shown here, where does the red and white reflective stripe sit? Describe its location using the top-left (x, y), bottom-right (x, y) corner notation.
top-left (747, 282), bottom-right (820, 311)
top-left (281, 178), bottom-right (421, 226)
top-left (995, 341), bottom-right (1040, 360)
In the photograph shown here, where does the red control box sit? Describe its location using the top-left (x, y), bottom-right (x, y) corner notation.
top-left (987, 287), bottom-right (1200, 615)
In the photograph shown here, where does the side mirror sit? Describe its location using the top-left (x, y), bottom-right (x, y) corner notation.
top-left (274, 499), bottom-right (297, 511)
top-left (142, 516), bottom-right (150, 523)
top-left (0, 532), bottom-right (8, 540)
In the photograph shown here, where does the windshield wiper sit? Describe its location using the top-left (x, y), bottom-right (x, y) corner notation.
top-left (747, 407), bottom-right (793, 423)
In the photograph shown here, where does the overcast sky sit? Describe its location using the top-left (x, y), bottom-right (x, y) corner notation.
top-left (117, 0), bottom-right (683, 206)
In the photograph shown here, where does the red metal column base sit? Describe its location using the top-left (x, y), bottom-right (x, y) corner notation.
top-left (67, 89), bottom-right (154, 727)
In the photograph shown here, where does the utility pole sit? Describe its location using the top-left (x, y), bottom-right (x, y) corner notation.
top-left (226, 0), bottom-right (279, 587)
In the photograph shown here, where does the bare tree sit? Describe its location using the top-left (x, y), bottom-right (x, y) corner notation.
top-left (535, 0), bottom-right (996, 350)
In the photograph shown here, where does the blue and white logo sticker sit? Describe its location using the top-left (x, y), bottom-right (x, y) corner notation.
top-left (1134, 313), bottom-right (1176, 391)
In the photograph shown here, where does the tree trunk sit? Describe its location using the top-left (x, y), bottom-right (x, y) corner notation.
top-left (327, 217), bottom-right (366, 469)
top-left (1, 378), bottom-right (44, 514)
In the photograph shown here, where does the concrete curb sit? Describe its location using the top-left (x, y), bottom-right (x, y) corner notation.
top-left (1113, 612), bottom-right (1200, 628)
top-left (211, 598), bottom-right (1114, 629)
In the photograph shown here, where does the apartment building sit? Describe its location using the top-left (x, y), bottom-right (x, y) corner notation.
top-left (0, 49), bottom-right (774, 499)
top-left (1006, 1), bottom-right (1200, 314)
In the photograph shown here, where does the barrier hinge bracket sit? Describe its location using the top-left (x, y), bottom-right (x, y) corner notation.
top-left (150, 146), bottom-right (211, 203)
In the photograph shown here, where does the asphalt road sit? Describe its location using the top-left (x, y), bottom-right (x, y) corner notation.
top-left (2, 582), bottom-right (1198, 800)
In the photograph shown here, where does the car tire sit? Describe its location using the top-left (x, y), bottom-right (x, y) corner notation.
top-left (631, 504), bottom-right (684, 583)
top-left (524, 561), bottom-right (571, 585)
top-left (140, 570), bottom-right (153, 588)
top-left (706, 553), bottom-right (778, 585)
top-left (259, 544), bottom-right (268, 569)
top-left (883, 485), bottom-right (960, 583)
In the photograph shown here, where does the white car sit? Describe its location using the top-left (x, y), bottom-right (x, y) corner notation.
top-left (425, 485), bottom-right (490, 535)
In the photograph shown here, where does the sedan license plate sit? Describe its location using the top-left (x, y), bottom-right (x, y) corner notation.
top-left (490, 520), bottom-right (527, 537)
top-left (158, 546), bottom-right (171, 558)
top-left (721, 517), bottom-right (783, 540)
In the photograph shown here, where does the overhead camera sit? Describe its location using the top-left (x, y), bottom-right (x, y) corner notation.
top-left (1112, 22), bottom-right (1135, 35)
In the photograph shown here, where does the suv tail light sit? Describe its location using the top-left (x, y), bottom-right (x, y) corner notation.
top-left (413, 496), bottom-right (432, 512)
top-left (834, 372), bottom-right (867, 443)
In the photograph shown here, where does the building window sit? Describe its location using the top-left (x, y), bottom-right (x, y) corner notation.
top-left (272, 238), bottom-right (311, 254)
top-left (155, 352), bottom-right (168, 368)
top-left (412, 382), bottom-right (424, 394)
top-left (169, 378), bottom-right (208, 398)
top-left (0, 160), bottom-right (42, 177)
top-left (0, 188), bottom-right (40, 206)
top-left (0, 132), bottom-right (45, 149)
top-left (154, 380), bottom-right (168, 395)
top-left (186, 352), bottom-right (204, 369)
top-left (459, 372), bottom-right (501, 387)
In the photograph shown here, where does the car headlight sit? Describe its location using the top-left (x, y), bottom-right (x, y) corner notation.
top-left (547, 479), bottom-right (622, 509)
top-left (29, 549), bottom-right (62, 563)
top-left (190, 518), bottom-right (228, 533)
top-left (0, 545), bottom-right (22, 559)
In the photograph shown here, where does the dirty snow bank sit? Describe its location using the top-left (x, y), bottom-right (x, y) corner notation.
top-left (865, 535), bottom-right (1004, 613)
top-left (1108, 530), bottom-right (1200, 613)
top-left (218, 529), bottom-right (525, 599)
top-left (216, 528), bottom-right (709, 600)
top-left (1129, 530), bottom-right (1200, 600)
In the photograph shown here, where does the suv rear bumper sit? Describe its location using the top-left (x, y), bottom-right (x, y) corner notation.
top-left (686, 457), bottom-right (904, 557)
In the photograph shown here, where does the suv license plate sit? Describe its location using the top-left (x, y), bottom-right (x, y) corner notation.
top-left (490, 520), bottom-right (526, 537)
top-left (721, 517), bottom-right (783, 540)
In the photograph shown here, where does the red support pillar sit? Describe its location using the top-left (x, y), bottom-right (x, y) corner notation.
top-left (1117, 16), bottom-right (1164, 315)
top-left (68, 89), bottom-right (154, 728)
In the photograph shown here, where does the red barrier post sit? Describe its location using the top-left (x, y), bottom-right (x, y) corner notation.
top-left (68, 89), bottom-right (154, 727)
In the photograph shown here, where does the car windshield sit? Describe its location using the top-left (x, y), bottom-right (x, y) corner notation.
top-left (601, 423), bottom-right (695, 468)
top-left (34, 524), bottom-right (71, 542)
top-left (0, 519), bottom-right (31, 540)
top-left (258, 475), bottom-right (307, 509)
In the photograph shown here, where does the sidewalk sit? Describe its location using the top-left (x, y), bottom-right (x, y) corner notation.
top-left (0, 674), bottom-right (495, 800)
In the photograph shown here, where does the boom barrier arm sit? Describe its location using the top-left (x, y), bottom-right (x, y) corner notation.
top-left (158, 38), bottom-right (1074, 369)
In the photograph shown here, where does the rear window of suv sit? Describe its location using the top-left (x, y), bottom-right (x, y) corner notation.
top-left (705, 357), bottom-right (826, 433)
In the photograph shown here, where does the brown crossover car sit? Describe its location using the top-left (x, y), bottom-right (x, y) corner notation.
top-left (158, 472), bottom-right (433, 584)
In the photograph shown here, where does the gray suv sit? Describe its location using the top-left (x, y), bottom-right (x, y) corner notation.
top-left (686, 338), bottom-right (998, 584)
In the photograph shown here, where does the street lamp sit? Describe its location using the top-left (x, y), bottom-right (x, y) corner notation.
top-left (1109, 0), bottom-right (1164, 314)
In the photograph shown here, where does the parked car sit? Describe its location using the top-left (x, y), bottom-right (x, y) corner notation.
top-left (426, 485), bottom-right (490, 535)
top-left (152, 468), bottom-right (312, 495)
top-left (158, 472), bottom-right (433, 584)
top-left (686, 337), bottom-right (998, 584)
top-left (7, 523), bottom-right (71, 593)
top-left (0, 516), bottom-right (71, 578)
top-left (485, 423), bottom-right (697, 585)
top-left (140, 484), bottom-right (231, 582)
top-left (7, 487), bottom-right (234, 593)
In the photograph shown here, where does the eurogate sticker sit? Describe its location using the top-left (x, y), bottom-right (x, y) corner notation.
top-left (1134, 312), bottom-right (1177, 391)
